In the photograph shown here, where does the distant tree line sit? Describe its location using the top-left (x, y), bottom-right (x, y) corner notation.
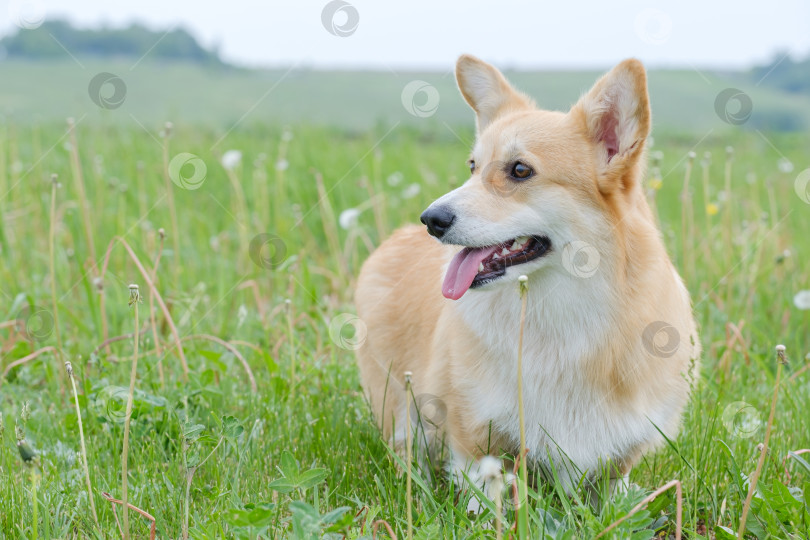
top-left (750, 51), bottom-right (810, 94)
top-left (0, 19), bottom-right (225, 66)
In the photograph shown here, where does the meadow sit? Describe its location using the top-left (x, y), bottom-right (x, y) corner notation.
top-left (0, 112), bottom-right (809, 538)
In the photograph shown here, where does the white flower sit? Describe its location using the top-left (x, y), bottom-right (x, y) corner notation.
top-left (794, 290), bottom-right (810, 310)
top-left (387, 172), bottom-right (404, 186)
top-left (402, 183), bottom-right (421, 199)
top-left (778, 158), bottom-right (794, 174)
top-left (281, 130), bottom-right (293, 142)
top-left (275, 159), bottom-right (289, 171)
top-left (221, 150), bottom-right (242, 171)
top-left (339, 208), bottom-right (361, 230)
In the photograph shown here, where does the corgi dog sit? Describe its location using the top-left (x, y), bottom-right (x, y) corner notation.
top-left (355, 55), bottom-right (700, 504)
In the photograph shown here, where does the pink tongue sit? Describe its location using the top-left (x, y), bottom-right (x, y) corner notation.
top-left (442, 246), bottom-right (499, 300)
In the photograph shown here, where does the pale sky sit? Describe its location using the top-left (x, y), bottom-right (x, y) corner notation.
top-left (2, 0), bottom-right (809, 70)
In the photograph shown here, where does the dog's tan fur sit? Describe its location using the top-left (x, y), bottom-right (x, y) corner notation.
top-left (355, 55), bottom-right (700, 496)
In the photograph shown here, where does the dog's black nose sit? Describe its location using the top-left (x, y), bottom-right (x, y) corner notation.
top-left (420, 206), bottom-right (455, 239)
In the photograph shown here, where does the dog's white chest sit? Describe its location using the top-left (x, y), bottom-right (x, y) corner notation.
top-left (453, 283), bottom-right (664, 476)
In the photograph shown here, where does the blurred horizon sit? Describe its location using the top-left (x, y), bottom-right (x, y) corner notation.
top-left (1, 3), bottom-right (808, 133)
top-left (2, 0), bottom-right (809, 70)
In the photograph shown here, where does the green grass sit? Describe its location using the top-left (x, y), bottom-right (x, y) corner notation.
top-left (0, 118), bottom-right (809, 539)
top-left (2, 59), bottom-right (810, 132)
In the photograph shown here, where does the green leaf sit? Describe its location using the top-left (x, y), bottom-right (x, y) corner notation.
top-left (268, 477), bottom-right (296, 494)
top-left (323, 507), bottom-right (354, 532)
top-left (297, 467), bottom-right (328, 490)
top-left (183, 423), bottom-right (206, 443)
top-left (224, 503), bottom-right (276, 528)
top-left (278, 450), bottom-right (299, 477)
top-left (320, 506), bottom-right (351, 526)
top-left (198, 349), bottom-right (227, 371)
top-left (788, 451), bottom-right (810, 475)
top-left (714, 525), bottom-right (737, 540)
top-left (262, 352), bottom-right (278, 373)
top-left (221, 415), bottom-right (244, 449)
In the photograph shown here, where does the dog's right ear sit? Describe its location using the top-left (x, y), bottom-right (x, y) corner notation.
top-left (456, 55), bottom-right (534, 132)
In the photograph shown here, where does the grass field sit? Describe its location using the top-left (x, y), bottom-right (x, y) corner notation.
top-left (2, 60), bottom-right (810, 133)
top-left (0, 116), bottom-right (809, 539)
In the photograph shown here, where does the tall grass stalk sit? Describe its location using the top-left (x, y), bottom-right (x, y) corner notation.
top-left (121, 284), bottom-right (141, 540)
top-left (30, 467), bottom-right (38, 540)
top-left (67, 119), bottom-right (98, 267)
top-left (516, 275), bottom-right (530, 539)
top-left (161, 123), bottom-right (181, 280)
top-left (149, 229), bottom-right (166, 388)
top-left (65, 361), bottom-right (99, 528)
top-left (737, 344), bottom-right (786, 537)
top-left (314, 172), bottom-right (348, 281)
top-left (699, 152), bottom-right (716, 278)
top-left (48, 174), bottom-right (63, 358)
top-left (723, 147), bottom-right (734, 306)
top-left (681, 152), bottom-right (695, 282)
top-left (404, 371), bottom-right (414, 540)
top-left (224, 167), bottom-right (250, 272)
top-left (286, 299), bottom-right (296, 400)
top-left (99, 237), bottom-right (189, 379)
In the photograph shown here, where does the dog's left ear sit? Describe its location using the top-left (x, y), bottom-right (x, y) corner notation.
top-left (573, 59), bottom-right (651, 194)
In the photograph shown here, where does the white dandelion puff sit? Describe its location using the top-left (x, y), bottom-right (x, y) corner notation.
top-left (402, 183), bottom-right (421, 199)
top-left (221, 150), bottom-right (242, 171)
top-left (793, 290), bottom-right (810, 310)
top-left (339, 208), bottom-right (361, 230)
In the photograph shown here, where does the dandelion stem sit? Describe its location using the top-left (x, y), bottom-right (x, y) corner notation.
top-left (66, 361), bottom-right (99, 528)
top-left (737, 344), bottom-right (786, 537)
top-left (404, 371), bottom-right (414, 540)
top-left (516, 275), bottom-right (530, 540)
top-left (48, 175), bottom-right (64, 362)
top-left (122, 284), bottom-right (141, 540)
top-left (681, 154), bottom-right (693, 281)
top-left (31, 467), bottom-right (38, 540)
top-left (150, 230), bottom-right (165, 388)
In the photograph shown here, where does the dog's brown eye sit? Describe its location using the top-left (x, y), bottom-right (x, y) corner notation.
top-left (468, 160), bottom-right (476, 174)
top-left (511, 162), bottom-right (533, 179)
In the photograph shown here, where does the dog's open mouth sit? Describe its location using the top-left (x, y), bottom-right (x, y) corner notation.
top-left (442, 235), bottom-right (551, 300)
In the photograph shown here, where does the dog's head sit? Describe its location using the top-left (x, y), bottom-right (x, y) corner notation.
top-left (422, 55), bottom-right (652, 300)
